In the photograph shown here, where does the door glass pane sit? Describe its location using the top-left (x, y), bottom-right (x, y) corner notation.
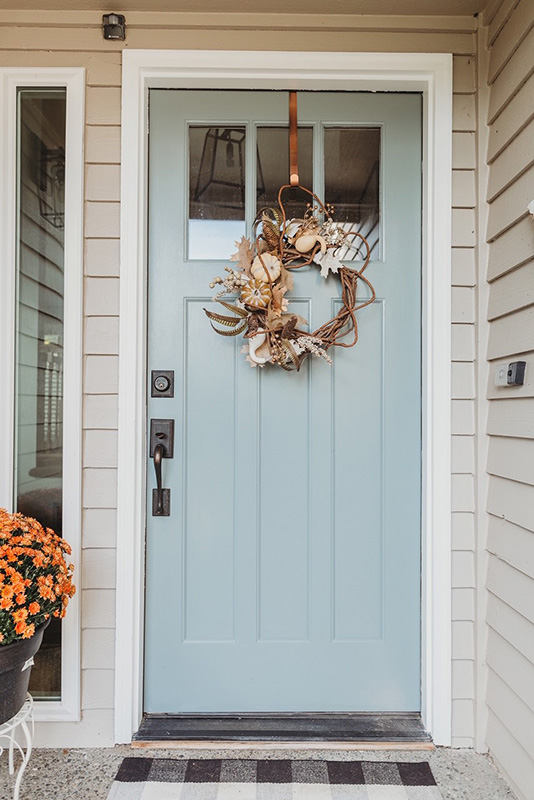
top-left (188, 126), bottom-right (246, 259)
top-left (324, 127), bottom-right (380, 260)
top-left (15, 88), bottom-right (66, 700)
top-left (256, 126), bottom-right (313, 219)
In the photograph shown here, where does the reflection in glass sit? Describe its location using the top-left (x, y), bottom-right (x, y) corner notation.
top-left (256, 126), bottom-right (313, 220)
top-left (15, 89), bottom-right (66, 700)
top-left (189, 126), bottom-right (246, 259)
top-left (324, 127), bottom-right (380, 259)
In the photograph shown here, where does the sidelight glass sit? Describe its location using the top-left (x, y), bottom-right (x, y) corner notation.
top-left (188, 125), bottom-right (247, 259)
top-left (324, 127), bottom-right (380, 260)
top-left (15, 88), bottom-right (66, 700)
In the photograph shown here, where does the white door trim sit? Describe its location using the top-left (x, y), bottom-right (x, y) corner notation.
top-left (116, 50), bottom-right (453, 746)
top-left (0, 67), bottom-right (84, 722)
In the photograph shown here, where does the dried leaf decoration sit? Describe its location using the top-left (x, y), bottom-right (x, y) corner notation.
top-left (230, 236), bottom-right (254, 276)
top-left (271, 284), bottom-right (288, 317)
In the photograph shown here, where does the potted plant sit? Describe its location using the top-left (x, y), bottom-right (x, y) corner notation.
top-left (0, 508), bottom-right (75, 724)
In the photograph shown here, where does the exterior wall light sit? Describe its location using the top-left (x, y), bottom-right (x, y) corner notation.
top-left (102, 13), bottom-right (126, 40)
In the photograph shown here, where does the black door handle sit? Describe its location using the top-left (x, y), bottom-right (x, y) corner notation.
top-left (153, 443), bottom-right (165, 515)
top-left (150, 420), bottom-right (173, 516)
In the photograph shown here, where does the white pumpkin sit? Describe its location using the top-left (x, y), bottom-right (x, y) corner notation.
top-left (250, 253), bottom-right (281, 282)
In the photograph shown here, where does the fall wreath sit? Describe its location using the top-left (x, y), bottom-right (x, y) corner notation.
top-left (204, 93), bottom-right (376, 371)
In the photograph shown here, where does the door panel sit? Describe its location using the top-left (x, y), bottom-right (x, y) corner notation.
top-left (145, 90), bottom-right (422, 713)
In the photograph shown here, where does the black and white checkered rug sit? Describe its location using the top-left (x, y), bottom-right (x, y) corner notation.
top-left (108, 758), bottom-right (442, 798)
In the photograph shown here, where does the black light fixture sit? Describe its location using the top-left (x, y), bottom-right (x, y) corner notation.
top-left (36, 143), bottom-right (65, 229)
top-left (193, 128), bottom-right (266, 210)
top-left (102, 13), bottom-right (126, 40)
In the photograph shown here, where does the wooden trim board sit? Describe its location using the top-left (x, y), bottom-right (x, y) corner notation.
top-left (131, 741), bottom-right (435, 751)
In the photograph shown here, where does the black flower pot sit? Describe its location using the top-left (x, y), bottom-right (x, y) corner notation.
top-left (0, 619), bottom-right (50, 725)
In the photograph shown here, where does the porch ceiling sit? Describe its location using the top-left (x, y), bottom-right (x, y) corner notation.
top-left (0, 0), bottom-right (487, 14)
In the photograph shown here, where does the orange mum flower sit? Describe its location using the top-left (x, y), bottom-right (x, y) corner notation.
top-left (21, 623), bottom-right (35, 639)
top-left (1, 507), bottom-right (75, 645)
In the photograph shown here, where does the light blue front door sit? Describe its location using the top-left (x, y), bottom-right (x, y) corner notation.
top-left (145, 90), bottom-right (422, 713)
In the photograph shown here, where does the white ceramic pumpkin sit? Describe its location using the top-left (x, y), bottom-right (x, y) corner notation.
top-left (250, 253), bottom-right (281, 282)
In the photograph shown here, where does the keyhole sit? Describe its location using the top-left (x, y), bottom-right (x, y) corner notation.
top-left (154, 375), bottom-right (170, 392)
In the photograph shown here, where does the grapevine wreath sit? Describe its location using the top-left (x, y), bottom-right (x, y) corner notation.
top-left (204, 94), bottom-right (376, 371)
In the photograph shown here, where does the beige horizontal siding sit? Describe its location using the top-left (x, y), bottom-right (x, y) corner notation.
top-left (487, 216), bottom-right (534, 281)
top-left (484, 7), bottom-right (534, 791)
top-left (487, 72), bottom-right (534, 163)
top-left (488, 519), bottom-right (534, 582)
top-left (487, 308), bottom-right (534, 359)
top-left (487, 119), bottom-right (534, 202)
top-left (486, 591), bottom-right (534, 665)
top-left (487, 670), bottom-right (534, 772)
top-left (487, 436), bottom-right (534, 484)
top-left (487, 25), bottom-right (534, 124)
top-left (487, 0), bottom-right (534, 83)
top-left (486, 711), bottom-right (534, 800)
top-left (487, 262), bottom-right (534, 320)
top-left (487, 476), bottom-right (534, 532)
top-left (486, 0), bottom-right (518, 44)
top-left (0, 8), bottom-right (479, 747)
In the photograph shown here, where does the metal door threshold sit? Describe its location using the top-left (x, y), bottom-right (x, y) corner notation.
top-left (133, 713), bottom-right (431, 744)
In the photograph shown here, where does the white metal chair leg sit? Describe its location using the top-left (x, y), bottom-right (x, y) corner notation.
top-left (12, 719), bottom-right (32, 800)
top-left (0, 695), bottom-right (34, 800)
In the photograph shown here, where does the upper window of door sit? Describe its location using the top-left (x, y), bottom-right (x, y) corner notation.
top-left (185, 101), bottom-right (381, 262)
top-left (188, 125), bottom-right (247, 260)
top-left (324, 127), bottom-right (380, 260)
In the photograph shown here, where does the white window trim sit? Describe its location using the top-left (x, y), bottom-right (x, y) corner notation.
top-left (0, 68), bottom-right (84, 722)
top-left (116, 50), bottom-right (452, 746)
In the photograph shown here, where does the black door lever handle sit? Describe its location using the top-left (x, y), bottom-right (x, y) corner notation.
top-left (153, 443), bottom-right (164, 514)
top-left (150, 419), bottom-right (173, 516)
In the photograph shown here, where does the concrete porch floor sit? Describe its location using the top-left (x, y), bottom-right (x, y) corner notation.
top-left (0, 746), bottom-right (517, 799)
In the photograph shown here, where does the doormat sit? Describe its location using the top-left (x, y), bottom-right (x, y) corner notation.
top-left (108, 758), bottom-right (443, 798)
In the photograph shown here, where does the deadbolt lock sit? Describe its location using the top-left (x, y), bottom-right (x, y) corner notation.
top-left (151, 370), bottom-right (174, 398)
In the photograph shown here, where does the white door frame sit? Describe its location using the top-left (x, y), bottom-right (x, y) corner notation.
top-left (115, 50), bottom-right (453, 746)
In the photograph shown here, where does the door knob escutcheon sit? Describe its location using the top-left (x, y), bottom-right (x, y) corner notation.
top-left (150, 419), bottom-right (174, 516)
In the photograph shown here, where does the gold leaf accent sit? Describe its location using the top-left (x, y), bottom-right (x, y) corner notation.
top-left (204, 309), bottom-right (244, 328)
top-left (208, 319), bottom-right (248, 337)
top-left (217, 300), bottom-right (249, 318)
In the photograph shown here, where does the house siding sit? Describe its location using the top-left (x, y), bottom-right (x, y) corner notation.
top-left (483, 0), bottom-right (534, 797)
top-left (0, 11), bottom-right (479, 747)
